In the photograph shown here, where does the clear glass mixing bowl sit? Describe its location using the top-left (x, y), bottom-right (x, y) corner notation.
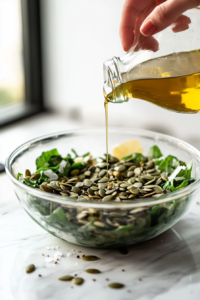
top-left (5, 128), bottom-right (200, 248)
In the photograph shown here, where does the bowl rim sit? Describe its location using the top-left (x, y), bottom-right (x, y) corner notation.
top-left (5, 127), bottom-right (200, 209)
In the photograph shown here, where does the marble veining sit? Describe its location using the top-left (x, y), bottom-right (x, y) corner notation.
top-left (1, 173), bottom-right (200, 300)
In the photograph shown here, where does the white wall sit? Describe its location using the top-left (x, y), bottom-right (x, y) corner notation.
top-left (41, 0), bottom-right (200, 149)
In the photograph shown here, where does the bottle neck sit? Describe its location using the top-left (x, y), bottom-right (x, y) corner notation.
top-left (103, 57), bottom-right (127, 103)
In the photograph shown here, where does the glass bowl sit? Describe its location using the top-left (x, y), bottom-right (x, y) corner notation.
top-left (5, 128), bottom-right (200, 248)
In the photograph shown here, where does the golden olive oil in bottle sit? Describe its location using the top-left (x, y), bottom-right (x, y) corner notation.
top-left (104, 50), bottom-right (200, 160)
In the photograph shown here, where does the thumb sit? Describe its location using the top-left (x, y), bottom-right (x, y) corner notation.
top-left (140, 0), bottom-right (200, 36)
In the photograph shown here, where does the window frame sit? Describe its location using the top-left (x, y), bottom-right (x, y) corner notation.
top-left (0, 0), bottom-right (45, 127)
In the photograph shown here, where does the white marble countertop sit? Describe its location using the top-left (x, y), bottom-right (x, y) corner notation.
top-left (1, 171), bottom-right (200, 300)
top-left (1, 113), bottom-right (200, 300)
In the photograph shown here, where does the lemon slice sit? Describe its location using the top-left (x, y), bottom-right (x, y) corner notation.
top-left (111, 140), bottom-right (143, 160)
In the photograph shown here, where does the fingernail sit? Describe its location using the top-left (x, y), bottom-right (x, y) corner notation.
top-left (141, 20), bottom-right (157, 36)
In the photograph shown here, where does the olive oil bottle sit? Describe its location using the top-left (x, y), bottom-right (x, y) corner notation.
top-left (103, 50), bottom-right (200, 162)
top-left (104, 50), bottom-right (200, 113)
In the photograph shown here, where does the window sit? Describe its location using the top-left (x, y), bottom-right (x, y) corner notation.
top-left (0, 0), bottom-right (44, 127)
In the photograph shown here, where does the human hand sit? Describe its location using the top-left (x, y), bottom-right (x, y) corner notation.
top-left (120, 0), bottom-right (200, 52)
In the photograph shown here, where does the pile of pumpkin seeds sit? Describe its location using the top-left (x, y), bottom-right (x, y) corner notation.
top-left (38, 154), bottom-right (169, 202)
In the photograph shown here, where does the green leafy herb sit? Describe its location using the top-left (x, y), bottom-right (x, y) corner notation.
top-left (147, 145), bottom-right (163, 159)
top-left (71, 149), bottom-right (79, 158)
top-left (185, 160), bottom-right (193, 179)
top-left (48, 155), bottom-right (62, 167)
top-left (122, 153), bottom-right (143, 162)
top-left (71, 162), bottom-right (86, 170)
top-left (158, 155), bottom-right (180, 174)
top-left (64, 154), bottom-right (74, 165)
top-left (17, 172), bottom-right (23, 180)
top-left (36, 149), bottom-right (60, 169)
top-left (82, 152), bottom-right (90, 158)
top-left (62, 161), bottom-right (71, 176)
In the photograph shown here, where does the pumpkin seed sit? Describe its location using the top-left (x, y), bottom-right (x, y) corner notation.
top-left (156, 178), bottom-right (162, 185)
top-left (89, 166), bottom-right (96, 172)
top-left (99, 170), bottom-right (108, 177)
top-left (85, 269), bottom-right (101, 274)
top-left (161, 174), bottom-right (168, 181)
top-left (113, 171), bottom-right (123, 180)
top-left (72, 186), bottom-right (81, 194)
top-left (94, 221), bottom-right (105, 227)
top-left (120, 183), bottom-right (129, 188)
top-left (58, 275), bottom-right (74, 281)
top-left (77, 212), bottom-right (88, 219)
top-left (108, 283), bottom-right (124, 289)
top-left (106, 188), bottom-right (116, 195)
top-left (83, 179), bottom-right (93, 187)
top-left (71, 169), bottom-right (79, 176)
top-left (25, 169), bottom-right (31, 177)
top-left (79, 174), bottom-right (85, 180)
top-left (26, 264), bottom-right (35, 273)
top-left (68, 178), bottom-right (78, 182)
top-left (128, 194), bottom-right (136, 199)
top-left (72, 277), bottom-right (84, 285)
top-left (141, 175), bottom-right (154, 180)
top-left (90, 186), bottom-right (99, 191)
top-left (129, 208), bottom-right (147, 214)
top-left (146, 168), bottom-right (156, 173)
top-left (152, 193), bottom-right (164, 198)
top-left (127, 171), bottom-right (135, 177)
top-left (76, 182), bottom-right (84, 187)
top-left (130, 187), bottom-right (139, 194)
top-left (82, 255), bottom-right (100, 261)
top-left (134, 167), bottom-right (141, 176)
top-left (133, 182), bottom-right (143, 188)
top-left (99, 189), bottom-right (105, 197)
top-left (70, 192), bottom-right (79, 198)
top-left (154, 186), bottom-right (163, 193)
top-left (40, 185), bottom-right (52, 193)
top-left (128, 177), bottom-right (136, 184)
top-left (98, 183), bottom-right (108, 189)
top-left (84, 170), bottom-right (91, 176)
top-left (98, 177), bottom-right (109, 183)
top-left (102, 195), bottom-right (114, 202)
top-left (30, 173), bottom-right (40, 180)
top-left (98, 163), bottom-right (109, 169)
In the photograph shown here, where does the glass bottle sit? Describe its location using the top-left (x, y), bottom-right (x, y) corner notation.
top-left (103, 8), bottom-right (200, 113)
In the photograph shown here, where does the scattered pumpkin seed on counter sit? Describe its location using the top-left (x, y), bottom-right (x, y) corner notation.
top-left (58, 275), bottom-right (74, 281)
top-left (82, 255), bottom-right (100, 261)
top-left (85, 269), bottom-right (101, 274)
top-left (17, 145), bottom-right (196, 248)
top-left (72, 277), bottom-right (84, 285)
top-left (108, 283), bottom-right (124, 289)
top-left (26, 264), bottom-right (35, 273)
